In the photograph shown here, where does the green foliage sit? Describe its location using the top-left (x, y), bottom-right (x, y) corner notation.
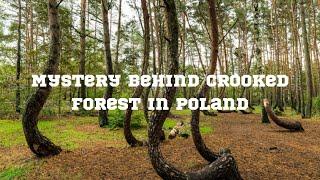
top-left (163, 119), bottom-right (177, 130)
top-left (313, 96), bottom-right (320, 114)
top-left (107, 110), bottom-right (143, 130)
top-left (107, 110), bottom-right (125, 129)
top-left (131, 111), bottom-right (144, 129)
top-left (0, 167), bottom-right (27, 179)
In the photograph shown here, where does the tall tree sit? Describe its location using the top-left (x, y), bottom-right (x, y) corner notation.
top-left (124, 0), bottom-right (150, 147)
top-left (253, 0), bottom-right (270, 123)
top-left (15, 0), bottom-right (22, 113)
top-left (79, 0), bottom-right (87, 99)
top-left (22, 0), bottom-right (62, 157)
top-left (99, 0), bottom-right (114, 127)
top-left (114, 0), bottom-right (122, 73)
top-left (312, 4), bottom-right (320, 96)
top-left (300, 0), bottom-right (313, 118)
top-left (271, 0), bottom-right (284, 111)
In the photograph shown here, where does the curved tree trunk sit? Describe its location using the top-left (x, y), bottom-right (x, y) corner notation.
top-left (124, 0), bottom-right (150, 147)
top-left (99, 0), bottom-right (114, 127)
top-left (22, 0), bottom-right (62, 157)
top-left (191, 0), bottom-right (237, 163)
top-left (148, 1), bottom-right (242, 179)
top-left (263, 99), bottom-right (304, 132)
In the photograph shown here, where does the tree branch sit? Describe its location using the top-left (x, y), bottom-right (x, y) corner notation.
top-left (56, 0), bottom-right (64, 8)
top-left (70, 25), bottom-right (103, 43)
top-left (218, 18), bottom-right (238, 45)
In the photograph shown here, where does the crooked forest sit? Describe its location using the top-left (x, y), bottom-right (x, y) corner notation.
top-left (0, 0), bottom-right (320, 179)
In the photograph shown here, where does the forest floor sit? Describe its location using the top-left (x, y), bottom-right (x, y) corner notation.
top-left (0, 110), bottom-right (320, 179)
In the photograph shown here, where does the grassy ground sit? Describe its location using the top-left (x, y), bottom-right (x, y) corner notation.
top-left (0, 109), bottom-right (319, 179)
top-left (0, 110), bottom-right (213, 179)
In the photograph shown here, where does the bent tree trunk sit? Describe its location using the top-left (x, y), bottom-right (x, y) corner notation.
top-left (99, 0), bottom-right (114, 127)
top-left (263, 99), bottom-right (304, 132)
top-left (148, 0), bottom-right (242, 179)
top-left (22, 0), bottom-right (62, 157)
top-left (124, 0), bottom-right (150, 147)
top-left (191, 0), bottom-right (240, 167)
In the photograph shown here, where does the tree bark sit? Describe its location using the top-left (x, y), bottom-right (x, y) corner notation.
top-left (272, 1), bottom-right (284, 112)
top-left (16, 0), bottom-right (22, 113)
top-left (22, 0), bottom-right (62, 157)
top-left (300, 0), bottom-right (313, 118)
top-left (253, 0), bottom-right (270, 123)
top-left (79, 0), bottom-right (87, 99)
top-left (263, 99), bottom-right (304, 132)
top-left (124, 0), bottom-right (150, 147)
top-left (114, 0), bottom-right (122, 73)
top-left (99, 0), bottom-right (114, 127)
top-left (312, 4), bottom-right (320, 96)
top-left (191, 0), bottom-right (224, 162)
top-left (148, 1), bottom-right (242, 179)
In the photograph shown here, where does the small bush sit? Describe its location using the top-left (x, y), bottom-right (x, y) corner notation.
top-left (131, 111), bottom-right (144, 129)
top-left (108, 110), bottom-right (143, 129)
top-left (108, 110), bottom-right (125, 129)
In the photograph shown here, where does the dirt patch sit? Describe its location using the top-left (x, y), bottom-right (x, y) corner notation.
top-left (0, 146), bottom-right (33, 171)
top-left (4, 113), bottom-right (320, 179)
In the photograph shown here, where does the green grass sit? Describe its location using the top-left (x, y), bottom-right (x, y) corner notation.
top-left (171, 109), bottom-right (191, 116)
top-left (0, 110), bottom-right (214, 149)
top-left (0, 120), bottom-right (26, 147)
top-left (0, 115), bottom-right (136, 149)
top-left (163, 119), bottom-right (178, 129)
top-left (199, 126), bottom-right (213, 134)
top-left (0, 167), bottom-right (28, 180)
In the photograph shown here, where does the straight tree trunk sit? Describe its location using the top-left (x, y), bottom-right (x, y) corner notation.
top-left (300, 0), bottom-right (313, 118)
top-left (16, 0), bottom-right (22, 113)
top-left (22, 0), bottom-right (62, 157)
top-left (272, 0), bottom-right (284, 112)
top-left (114, 0), bottom-right (122, 73)
top-left (99, 0), bottom-right (114, 127)
top-left (312, 4), bottom-right (320, 96)
top-left (182, 0), bottom-right (187, 99)
top-left (79, 0), bottom-right (87, 99)
top-left (253, 0), bottom-right (270, 123)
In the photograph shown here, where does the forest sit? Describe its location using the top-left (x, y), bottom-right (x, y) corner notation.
top-left (0, 0), bottom-right (319, 179)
